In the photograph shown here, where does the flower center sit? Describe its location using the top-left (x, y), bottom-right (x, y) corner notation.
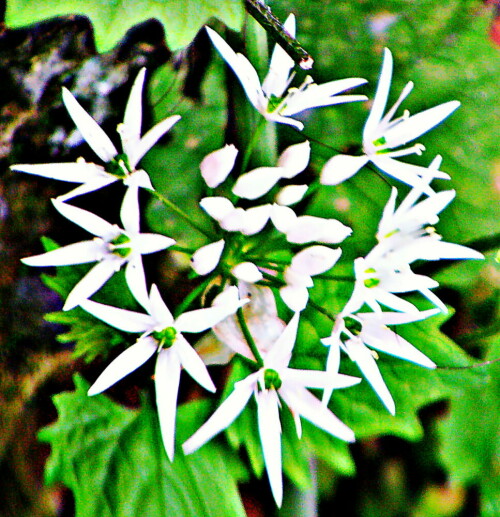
top-left (152, 327), bottom-right (177, 349)
top-left (108, 233), bottom-right (132, 258)
top-left (106, 153), bottom-right (132, 178)
top-left (363, 267), bottom-right (380, 288)
top-left (263, 368), bottom-right (282, 390)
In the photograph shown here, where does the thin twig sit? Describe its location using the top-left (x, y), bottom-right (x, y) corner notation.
top-left (245, 0), bottom-right (314, 69)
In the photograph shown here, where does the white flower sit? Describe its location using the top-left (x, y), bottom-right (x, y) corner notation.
top-left (280, 246), bottom-right (342, 311)
top-left (22, 189), bottom-right (175, 310)
top-left (322, 310), bottom-right (438, 414)
top-left (12, 68), bottom-right (181, 201)
top-left (81, 284), bottom-right (247, 461)
top-left (321, 48), bottom-right (459, 193)
top-left (183, 313), bottom-right (360, 506)
top-left (232, 141), bottom-right (311, 200)
top-left (206, 16), bottom-right (367, 130)
top-left (200, 144), bottom-right (238, 188)
top-left (374, 179), bottom-right (484, 266)
top-left (343, 256), bottom-right (443, 315)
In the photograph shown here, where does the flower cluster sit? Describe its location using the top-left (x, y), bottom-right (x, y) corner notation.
top-left (13, 15), bottom-right (483, 507)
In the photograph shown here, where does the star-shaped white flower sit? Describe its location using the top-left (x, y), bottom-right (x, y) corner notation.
top-left (81, 284), bottom-right (247, 461)
top-left (183, 312), bottom-right (360, 506)
top-left (22, 187), bottom-right (175, 310)
top-left (206, 15), bottom-right (367, 130)
top-left (321, 48), bottom-right (459, 193)
top-left (343, 256), bottom-right (444, 315)
top-left (373, 173), bottom-right (484, 266)
top-left (322, 310), bottom-right (438, 414)
top-left (12, 68), bottom-right (181, 201)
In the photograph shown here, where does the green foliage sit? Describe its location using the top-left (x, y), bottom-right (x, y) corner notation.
top-left (39, 375), bottom-right (247, 517)
top-left (40, 237), bottom-right (134, 362)
top-left (6, 0), bottom-right (245, 52)
top-left (144, 62), bottom-right (228, 250)
top-left (437, 335), bottom-right (500, 516)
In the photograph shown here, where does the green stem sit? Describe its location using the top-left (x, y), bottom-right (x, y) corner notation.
top-left (239, 118), bottom-right (268, 175)
top-left (174, 275), bottom-right (215, 318)
top-left (307, 298), bottom-right (337, 323)
top-left (237, 307), bottom-right (264, 367)
top-left (147, 189), bottom-right (215, 240)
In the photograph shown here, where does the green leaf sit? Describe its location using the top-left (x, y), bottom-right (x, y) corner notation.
top-left (39, 375), bottom-right (246, 517)
top-left (437, 335), bottom-right (500, 517)
top-left (6, 0), bottom-right (245, 52)
top-left (144, 61), bottom-right (228, 250)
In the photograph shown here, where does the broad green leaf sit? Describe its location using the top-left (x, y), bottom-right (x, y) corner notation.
top-left (6, 0), bottom-right (245, 52)
top-left (39, 375), bottom-right (246, 517)
top-left (437, 335), bottom-right (500, 517)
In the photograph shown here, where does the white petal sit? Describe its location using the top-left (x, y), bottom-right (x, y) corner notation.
top-left (257, 389), bottom-right (283, 507)
top-left (88, 337), bottom-right (157, 395)
top-left (21, 240), bottom-right (104, 267)
top-left (120, 183), bottom-right (141, 233)
top-left (52, 199), bottom-right (117, 238)
top-left (175, 335), bottom-right (216, 392)
top-left (57, 176), bottom-right (118, 201)
top-left (286, 216), bottom-right (351, 244)
top-left (240, 204), bottom-right (272, 235)
top-left (130, 232), bottom-right (175, 257)
top-left (261, 13), bottom-right (295, 97)
top-left (199, 196), bottom-right (235, 222)
top-left (126, 168), bottom-right (154, 190)
top-left (232, 167), bottom-right (284, 200)
top-left (280, 385), bottom-right (355, 442)
top-left (291, 246), bottom-right (342, 276)
top-left (361, 324), bottom-right (436, 368)
top-left (131, 115), bottom-right (181, 168)
top-left (121, 68), bottom-right (145, 156)
top-left (266, 312), bottom-right (300, 369)
top-left (383, 101), bottom-right (460, 148)
top-left (344, 338), bottom-right (395, 414)
top-left (231, 262), bottom-right (263, 283)
top-left (154, 348), bottom-right (181, 461)
top-left (182, 373), bottom-right (258, 454)
top-left (278, 141), bottom-right (310, 178)
top-left (275, 184), bottom-right (308, 206)
top-left (81, 298), bottom-right (153, 332)
top-left (62, 87), bottom-right (117, 163)
top-left (63, 259), bottom-right (120, 310)
top-left (191, 240), bottom-right (225, 275)
top-left (363, 48), bottom-right (392, 140)
top-left (200, 144), bottom-right (238, 188)
top-left (149, 284), bottom-right (175, 326)
top-left (125, 256), bottom-right (150, 310)
top-left (11, 162), bottom-right (108, 183)
top-left (206, 27), bottom-right (264, 112)
top-left (370, 156), bottom-right (443, 194)
top-left (320, 154), bottom-right (369, 185)
top-left (282, 369), bottom-right (360, 390)
top-left (279, 284), bottom-right (309, 312)
top-left (270, 204), bottom-right (297, 233)
top-left (175, 298), bottom-right (245, 334)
